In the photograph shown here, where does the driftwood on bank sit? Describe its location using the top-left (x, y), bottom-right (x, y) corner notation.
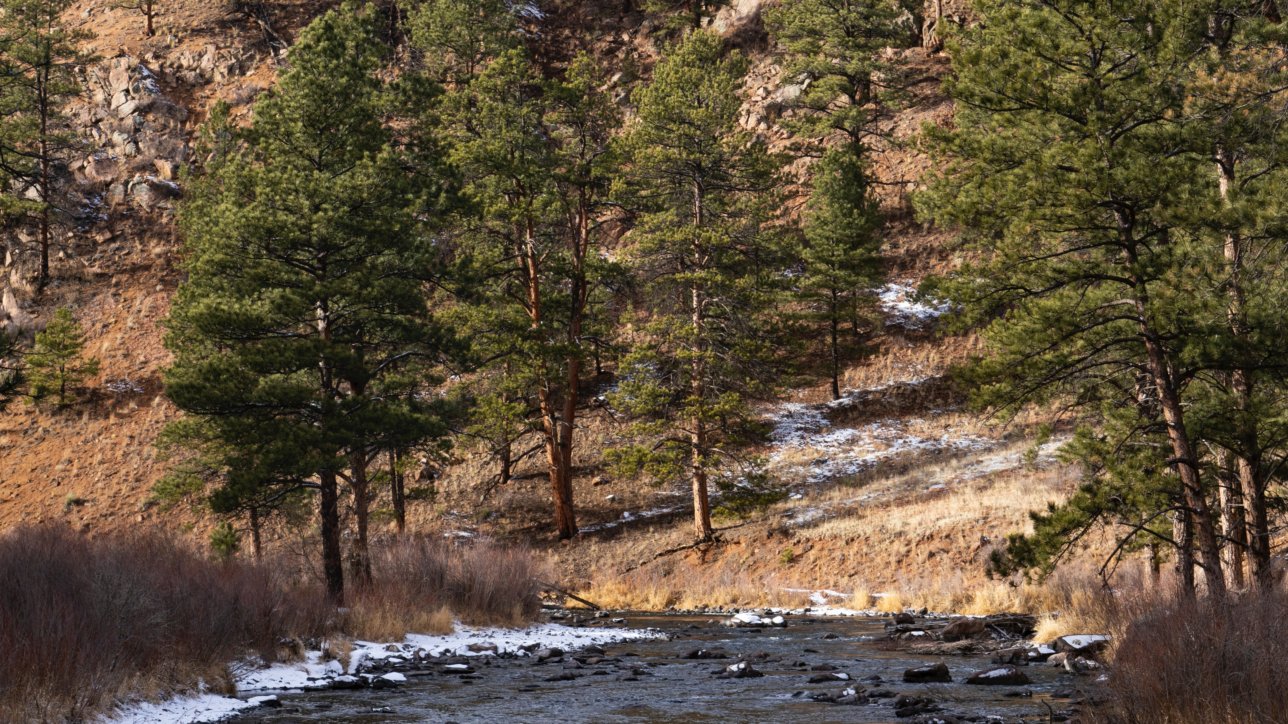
top-left (537, 580), bottom-right (602, 610)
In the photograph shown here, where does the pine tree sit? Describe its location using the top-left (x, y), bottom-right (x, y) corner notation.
top-left (1176, 2), bottom-right (1288, 591)
top-left (436, 46), bottom-right (620, 540)
top-left (0, 0), bottom-right (93, 289)
top-left (800, 149), bottom-right (882, 400)
top-left (165, 3), bottom-right (454, 602)
top-left (919, 0), bottom-right (1230, 598)
top-left (0, 332), bottom-right (20, 409)
top-left (611, 30), bottom-right (784, 541)
top-left (27, 307), bottom-right (98, 406)
top-left (764, 0), bottom-right (911, 150)
top-left (405, 0), bottom-right (518, 86)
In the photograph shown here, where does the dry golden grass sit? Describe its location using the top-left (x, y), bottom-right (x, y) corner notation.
top-left (347, 599), bottom-right (456, 642)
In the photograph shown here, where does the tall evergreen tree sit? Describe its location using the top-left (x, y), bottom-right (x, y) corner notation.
top-left (1178, 2), bottom-right (1288, 590)
top-left (611, 30), bottom-right (783, 541)
top-left (437, 47), bottom-right (620, 540)
top-left (0, 0), bottom-right (93, 289)
top-left (165, 3), bottom-right (453, 602)
top-left (919, 0), bottom-right (1230, 597)
top-left (800, 149), bottom-right (882, 400)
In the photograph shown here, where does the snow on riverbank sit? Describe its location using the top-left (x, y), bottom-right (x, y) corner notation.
top-left (104, 693), bottom-right (257, 724)
top-left (102, 622), bottom-right (663, 723)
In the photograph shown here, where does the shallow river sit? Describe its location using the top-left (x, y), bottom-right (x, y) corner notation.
top-left (236, 614), bottom-right (1083, 723)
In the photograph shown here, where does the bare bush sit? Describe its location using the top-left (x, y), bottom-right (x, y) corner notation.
top-left (1095, 591), bottom-right (1288, 724)
top-left (0, 525), bottom-right (331, 722)
top-left (349, 538), bottom-right (546, 638)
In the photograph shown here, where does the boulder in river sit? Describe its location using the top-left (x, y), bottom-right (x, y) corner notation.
top-left (965, 665), bottom-right (1032, 686)
top-left (940, 618), bottom-right (987, 641)
top-left (903, 662), bottom-right (952, 683)
top-left (715, 661), bottom-right (764, 679)
top-left (726, 612), bottom-right (787, 628)
top-left (1053, 634), bottom-right (1110, 657)
top-left (534, 647), bottom-right (564, 662)
top-left (683, 647), bottom-right (730, 659)
top-left (892, 694), bottom-right (938, 717)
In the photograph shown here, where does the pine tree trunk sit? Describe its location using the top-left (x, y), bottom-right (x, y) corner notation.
top-left (319, 468), bottom-right (345, 604)
top-left (1216, 447), bottom-right (1247, 590)
top-left (37, 67), bottom-right (51, 290)
top-left (829, 291), bottom-right (841, 401)
top-left (690, 181), bottom-right (713, 541)
top-left (524, 218), bottom-right (579, 540)
top-left (1173, 506), bottom-right (1195, 598)
top-left (1216, 148), bottom-right (1272, 589)
top-left (349, 450), bottom-right (373, 586)
top-left (390, 449), bottom-right (405, 534)
top-left (1125, 235), bottom-right (1226, 599)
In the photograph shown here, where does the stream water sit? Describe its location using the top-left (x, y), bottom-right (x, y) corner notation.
top-left (235, 614), bottom-right (1087, 723)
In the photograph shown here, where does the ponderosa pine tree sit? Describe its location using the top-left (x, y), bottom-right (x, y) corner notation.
top-left (766, 0), bottom-right (903, 399)
top-left (27, 307), bottom-right (97, 406)
top-left (764, 0), bottom-right (910, 153)
top-left (405, 0), bottom-right (518, 87)
top-left (165, 3), bottom-right (453, 602)
top-left (919, 0), bottom-right (1230, 598)
top-left (611, 30), bottom-right (783, 541)
top-left (0, 0), bottom-right (93, 289)
top-left (437, 47), bottom-right (620, 540)
top-left (800, 149), bottom-right (882, 400)
top-left (1178, 2), bottom-right (1288, 591)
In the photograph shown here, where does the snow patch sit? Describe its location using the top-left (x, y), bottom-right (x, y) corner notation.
top-left (102, 693), bottom-right (254, 724)
top-left (878, 282), bottom-right (952, 328)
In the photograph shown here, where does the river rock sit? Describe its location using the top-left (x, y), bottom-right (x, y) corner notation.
top-left (941, 618), bottom-right (987, 641)
top-left (811, 685), bottom-right (865, 705)
top-left (534, 647), bottom-right (563, 662)
top-left (893, 693), bottom-right (938, 717)
top-left (328, 675), bottom-right (364, 690)
top-left (809, 672), bottom-right (850, 683)
top-left (1027, 644), bottom-right (1057, 662)
top-left (684, 647), bottom-right (730, 659)
top-left (715, 661), bottom-right (764, 679)
top-left (1053, 634), bottom-right (1110, 657)
top-left (966, 665), bottom-right (1032, 686)
top-left (467, 642), bottom-right (498, 653)
top-left (893, 612), bottom-right (916, 625)
top-left (903, 662), bottom-right (952, 683)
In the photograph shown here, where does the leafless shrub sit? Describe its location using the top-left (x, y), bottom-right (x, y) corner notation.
top-left (349, 537), bottom-right (547, 638)
top-left (1094, 591), bottom-right (1288, 724)
top-left (0, 525), bottom-right (329, 722)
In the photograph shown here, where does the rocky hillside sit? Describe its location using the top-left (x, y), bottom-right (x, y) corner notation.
top-left (0, 0), bottom-right (1085, 601)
